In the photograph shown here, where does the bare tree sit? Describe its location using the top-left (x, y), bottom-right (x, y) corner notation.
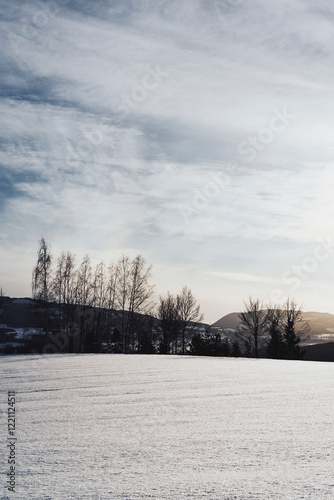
top-left (91, 262), bottom-right (108, 351)
top-left (177, 286), bottom-right (204, 355)
top-left (105, 263), bottom-right (119, 349)
top-left (115, 255), bottom-right (155, 352)
top-left (75, 255), bottom-right (93, 351)
top-left (282, 298), bottom-right (309, 359)
top-left (29, 240), bottom-right (160, 354)
top-left (53, 252), bottom-right (76, 334)
top-left (157, 292), bottom-right (180, 354)
top-left (238, 297), bottom-right (268, 358)
top-left (32, 238), bottom-right (52, 302)
top-left (116, 255), bottom-right (131, 351)
top-left (62, 252), bottom-right (77, 352)
top-left (53, 251), bottom-right (66, 331)
top-left (31, 238), bottom-right (53, 335)
top-left (127, 255), bottom-right (155, 352)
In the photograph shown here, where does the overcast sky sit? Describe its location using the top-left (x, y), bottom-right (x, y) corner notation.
top-left (1, 0), bottom-right (334, 323)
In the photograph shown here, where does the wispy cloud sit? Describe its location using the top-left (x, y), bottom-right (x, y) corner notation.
top-left (1, 0), bottom-right (334, 321)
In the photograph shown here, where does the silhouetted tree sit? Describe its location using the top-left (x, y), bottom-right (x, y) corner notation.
top-left (91, 262), bottom-right (108, 352)
top-left (231, 339), bottom-right (241, 357)
top-left (243, 338), bottom-right (252, 358)
top-left (32, 238), bottom-right (53, 335)
top-left (157, 293), bottom-right (180, 354)
top-left (177, 286), bottom-right (204, 354)
top-left (116, 255), bottom-right (130, 350)
top-left (137, 329), bottom-right (156, 354)
top-left (53, 251), bottom-right (67, 332)
top-left (238, 297), bottom-right (268, 358)
top-left (221, 338), bottom-right (231, 356)
top-left (110, 327), bottom-right (122, 353)
top-left (76, 255), bottom-right (93, 352)
top-left (189, 332), bottom-right (205, 355)
top-left (190, 331), bottom-right (230, 356)
top-left (114, 255), bottom-right (155, 352)
top-left (52, 251), bottom-right (77, 351)
top-left (105, 263), bottom-right (118, 346)
top-left (32, 238), bottom-right (52, 302)
top-left (282, 298), bottom-right (309, 360)
top-left (126, 255), bottom-right (155, 352)
top-left (27, 239), bottom-right (213, 356)
top-left (266, 307), bottom-right (285, 359)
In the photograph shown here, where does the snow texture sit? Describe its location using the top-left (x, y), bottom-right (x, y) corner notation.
top-left (1, 355), bottom-right (333, 499)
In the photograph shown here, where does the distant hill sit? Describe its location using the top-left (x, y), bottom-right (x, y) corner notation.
top-left (0, 296), bottom-right (209, 354)
top-left (212, 311), bottom-right (334, 345)
top-left (0, 297), bottom-right (34, 327)
top-left (211, 312), bottom-right (240, 330)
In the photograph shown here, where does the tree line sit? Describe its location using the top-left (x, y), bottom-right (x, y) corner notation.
top-left (31, 238), bottom-right (204, 354)
top-left (191, 297), bottom-right (309, 360)
top-left (15, 238), bottom-right (310, 358)
top-left (237, 297), bottom-right (309, 359)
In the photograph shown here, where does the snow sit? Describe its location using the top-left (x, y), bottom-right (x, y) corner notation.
top-left (1, 355), bottom-right (333, 499)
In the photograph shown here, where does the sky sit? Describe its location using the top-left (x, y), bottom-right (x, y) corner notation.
top-left (1, 0), bottom-right (334, 323)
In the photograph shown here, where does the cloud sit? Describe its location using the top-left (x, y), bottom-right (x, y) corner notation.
top-left (206, 271), bottom-right (279, 284)
top-left (1, 0), bottom-right (334, 321)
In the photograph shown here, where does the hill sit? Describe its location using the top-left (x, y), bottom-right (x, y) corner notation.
top-left (0, 296), bottom-right (208, 354)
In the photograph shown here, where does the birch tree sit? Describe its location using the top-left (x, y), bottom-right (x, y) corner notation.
top-left (31, 238), bottom-right (53, 335)
top-left (76, 255), bottom-right (93, 351)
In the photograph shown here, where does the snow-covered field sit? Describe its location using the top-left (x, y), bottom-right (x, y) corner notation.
top-left (1, 355), bottom-right (333, 499)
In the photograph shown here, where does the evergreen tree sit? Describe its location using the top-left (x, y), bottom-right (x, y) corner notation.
top-left (231, 340), bottom-right (241, 357)
top-left (266, 307), bottom-right (285, 359)
top-left (137, 330), bottom-right (156, 354)
top-left (189, 332), bottom-right (205, 355)
top-left (190, 331), bottom-right (230, 357)
top-left (282, 299), bottom-right (309, 360)
top-left (221, 339), bottom-right (231, 357)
